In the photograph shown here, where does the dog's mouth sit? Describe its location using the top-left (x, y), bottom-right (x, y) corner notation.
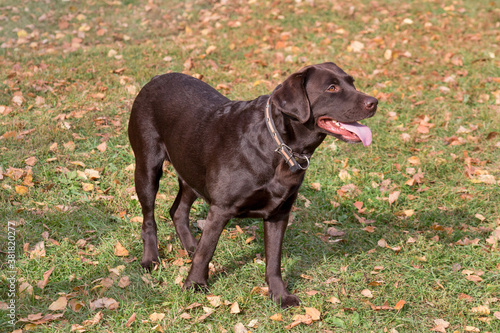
top-left (317, 116), bottom-right (372, 146)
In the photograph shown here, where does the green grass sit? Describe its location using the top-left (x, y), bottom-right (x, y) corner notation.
top-left (1, 0), bottom-right (499, 332)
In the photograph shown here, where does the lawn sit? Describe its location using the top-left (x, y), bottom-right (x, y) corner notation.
top-left (0, 0), bottom-right (499, 332)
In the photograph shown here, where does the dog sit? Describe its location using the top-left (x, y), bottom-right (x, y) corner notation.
top-left (128, 62), bottom-right (377, 307)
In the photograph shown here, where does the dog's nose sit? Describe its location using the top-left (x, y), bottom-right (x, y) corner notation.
top-left (364, 97), bottom-right (378, 111)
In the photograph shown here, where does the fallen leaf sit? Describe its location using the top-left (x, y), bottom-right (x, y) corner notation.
top-left (327, 227), bottom-right (345, 237)
top-left (150, 312), bottom-right (165, 322)
top-left (125, 313), bottom-right (136, 327)
top-left (327, 296), bottom-right (341, 304)
top-left (207, 295), bottom-right (221, 307)
top-left (394, 300), bottom-right (406, 310)
top-left (114, 241), bottom-right (129, 256)
top-left (470, 305), bottom-right (490, 315)
top-left (37, 266), bottom-right (55, 289)
top-left (118, 276), bottom-right (130, 288)
top-left (15, 185), bottom-right (29, 195)
top-left (48, 296), bottom-right (68, 311)
top-left (69, 299), bottom-right (84, 312)
top-left (70, 324), bottom-right (86, 332)
top-left (96, 142), bottom-right (107, 152)
top-left (270, 313), bottom-right (283, 321)
top-left (494, 311), bottom-right (500, 320)
top-left (361, 289), bottom-right (373, 298)
top-left (304, 307), bottom-right (321, 321)
top-left (83, 311), bottom-right (102, 326)
top-left (377, 239), bottom-right (388, 247)
top-left (233, 322), bottom-right (248, 333)
top-left (388, 191), bottom-right (400, 204)
top-left (230, 301), bottom-right (241, 314)
top-left (179, 312), bottom-right (191, 320)
top-left (408, 156), bottom-right (421, 165)
top-left (311, 182), bottom-right (321, 191)
top-left (464, 326), bottom-right (480, 332)
top-left (362, 226), bottom-right (376, 233)
top-left (196, 307), bottom-right (214, 322)
top-left (89, 297), bottom-right (119, 311)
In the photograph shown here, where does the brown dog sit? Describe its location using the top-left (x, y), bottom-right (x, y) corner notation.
top-left (128, 62), bottom-right (377, 307)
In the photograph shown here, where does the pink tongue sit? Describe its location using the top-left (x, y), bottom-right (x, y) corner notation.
top-left (339, 121), bottom-right (373, 146)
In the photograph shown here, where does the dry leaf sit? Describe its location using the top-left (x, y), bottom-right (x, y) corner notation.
top-left (70, 324), bottom-right (86, 332)
top-left (388, 191), bottom-right (400, 204)
top-left (82, 183), bottom-right (94, 192)
top-left (361, 289), bottom-right (373, 298)
top-left (83, 311), bottom-right (102, 326)
top-left (304, 307), bottom-right (321, 321)
top-left (327, 296), bottom-right (341, 304)
top-left (207, 295), bottom-right (222, 307)
top-left (233, 322), bottom-right (248, 333)
top-left (362, 226), bottom-right (376, 233)
top-left (327, 227), bottom-right (345, 237)
top-left (69, 299), bottom-right (85, 312)
top-left (125, 313), bottom-right (136, 327)
top-left (114, 241), bottom-right (129, 256)
top-left (230, 301), bottom-right (241, 314)
top-left (37, 266), bottom-right (55, 289)
top-left (15, 185), bottom-right (29, 195)
top-left (464, 326), bottom-right (480, 332)
top-left (48, 296), bottom-right (68, 311)
top-left (408, 156), bottom-right (421, 165)
top-left (150, 312), bottom-right (165, 322)
top-left (118, 276), bottom-right (130, 288)
top-left (493, 311), bottom-right (500, 320)
top-left (378, 239), bottom-right (388, 247)
top-left (179, 312), bottom-right (191, 320)
top-left (311, 182), bottom-right (321, 191)
top-left (394, 300), bottom-right (406, 310)
top-left (470, 305), bottom-right (490, 315)
top-left (270, 313), bottom-right (283, 321)
top-left (96, 142), bottom-right (107, 152)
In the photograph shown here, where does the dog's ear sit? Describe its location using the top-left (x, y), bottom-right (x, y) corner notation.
top-left (272, 68), bottom-right (312, 123)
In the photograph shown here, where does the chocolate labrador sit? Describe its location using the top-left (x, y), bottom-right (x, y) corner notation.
top-left (128, 62), bottom-right (377, 307)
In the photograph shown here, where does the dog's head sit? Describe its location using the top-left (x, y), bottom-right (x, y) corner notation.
top-left (272, 62), bottom-right (377, 146)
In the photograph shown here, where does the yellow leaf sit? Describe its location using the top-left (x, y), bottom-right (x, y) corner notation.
top-left (82, 183), bottom-right (94, 192)
top-left (304, 307), bottom-right (321, 321)
top-left (114, 241), bottom-right (129, 256)
top-left (270, 313), bottom-right (283, 321)
top-left (15, 185), bottom-right (29, 195)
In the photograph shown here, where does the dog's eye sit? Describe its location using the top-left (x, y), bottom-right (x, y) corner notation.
top-left (326, 84), bottom-right (339, 92)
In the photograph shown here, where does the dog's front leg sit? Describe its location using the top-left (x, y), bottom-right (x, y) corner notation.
top-left (264, 214), bottom-right (300, 308)
top-left (182, 206), bottom-right (230, 291)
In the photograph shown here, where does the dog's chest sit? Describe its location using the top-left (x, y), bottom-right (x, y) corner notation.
top-left (233, 166), bottom-right (304, 219)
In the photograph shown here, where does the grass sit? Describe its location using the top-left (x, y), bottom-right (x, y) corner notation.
top-left (1, 0), bottom-right (499, 332)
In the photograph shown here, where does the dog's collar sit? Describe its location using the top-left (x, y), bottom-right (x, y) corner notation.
top-left (265, 92), bottom-right (309, 173)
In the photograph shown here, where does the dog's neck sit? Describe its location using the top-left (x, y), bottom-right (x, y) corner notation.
top-left (266, 97), bottom-right (326, 171)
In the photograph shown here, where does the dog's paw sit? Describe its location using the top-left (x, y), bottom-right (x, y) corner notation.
top-left (278, 294), bottom-right (300, 308)
top-left (140, 256), bottom-right (160, 271)
top-left (182, 280), bottom-right (209, 293)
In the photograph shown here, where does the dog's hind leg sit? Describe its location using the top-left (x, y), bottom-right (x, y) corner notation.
top-left (132, 143), bottom-right (165, 270)
top-left (170, 178), bottom-right (199, 255)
